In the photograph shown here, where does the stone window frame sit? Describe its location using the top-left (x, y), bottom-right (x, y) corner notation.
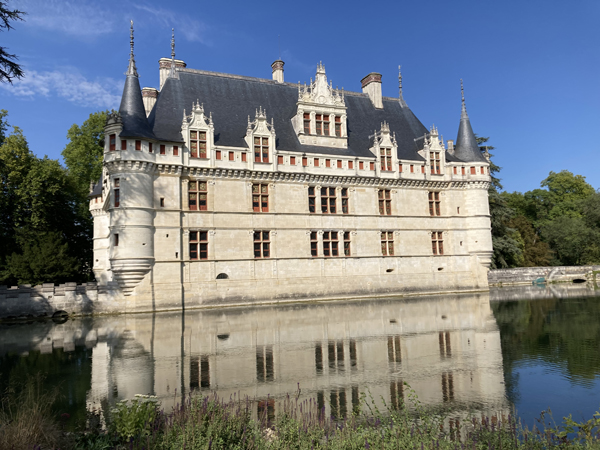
top-left (252, 183), bottom-right (269, 212)
top-left (432, 231), bottom-right (444, 256)
top-left (189, 230), bottom-right (209, 260)
top-left (189, 130), bottom-right (208, 158)
top-left (381, 231), bottom-right (395, 256)
top-left (253, 230), bottom-right (271, 259)
top-left (188, 180), bottom-right (208, 211)
top-left (378, 189), bottom-right (392, 216)
top-left (429, 191), bottom-right (441, 217)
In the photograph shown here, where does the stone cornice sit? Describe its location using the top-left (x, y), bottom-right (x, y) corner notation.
top-left (105, 159), bottom-right (489, 190)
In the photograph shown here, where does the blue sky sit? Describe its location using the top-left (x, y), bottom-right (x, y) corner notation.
top-left (1, 0), bottom-right (599, 193)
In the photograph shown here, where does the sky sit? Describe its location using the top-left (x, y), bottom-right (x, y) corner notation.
top-left (1, 0), bottom-right (599, 193)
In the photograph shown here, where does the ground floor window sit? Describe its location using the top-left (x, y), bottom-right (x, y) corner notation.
top-left (190, 230), bottom-right (208, 260)
top-left (254, 230), bottom-right (270, 258)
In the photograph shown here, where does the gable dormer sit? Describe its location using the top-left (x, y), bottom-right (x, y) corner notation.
top-left (245, 107), bottom-right (276, 167)
top-left (292, 62), bottom-right (348, 149)
top-left (370, 121), bottom-right (398, 175)
top-left (420, 125), bottom-right (446, 176)
top-left (182, 101), bottom-right (214, 160)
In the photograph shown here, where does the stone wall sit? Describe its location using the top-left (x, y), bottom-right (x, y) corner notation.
top-left (488, 265), bottom-right (600, 286)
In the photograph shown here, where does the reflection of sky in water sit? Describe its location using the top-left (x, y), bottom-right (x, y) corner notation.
top-left (511, 359), bottom-right (600, 427)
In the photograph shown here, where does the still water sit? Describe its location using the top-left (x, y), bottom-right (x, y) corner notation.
top-left (1, 284), bottom-right (599, 427)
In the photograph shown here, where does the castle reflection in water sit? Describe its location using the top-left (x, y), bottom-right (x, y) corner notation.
top-left (1, 292), bottom-right (510, 423)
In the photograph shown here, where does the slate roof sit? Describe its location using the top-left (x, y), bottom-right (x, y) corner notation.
top-left (88, 181), bottom-right (102, 198)
top-left (148, 70), bottom-right (431, 162)
top-left (119, 74), bottom-right (157, 140)
top-left (454, 103), bottom-right (487, 163)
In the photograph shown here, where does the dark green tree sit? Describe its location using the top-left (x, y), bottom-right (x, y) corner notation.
top-left (0, 1), bottom-right (25, 84)
top-left (61, 110), bottom-right (109, 198)
top-left (479, 136), bottom-right (523, 268)
top-left (0, 123), bottom-right (86, 285)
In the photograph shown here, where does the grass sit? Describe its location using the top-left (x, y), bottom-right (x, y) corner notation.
top-left (2, 381), bottom-right (600, 449)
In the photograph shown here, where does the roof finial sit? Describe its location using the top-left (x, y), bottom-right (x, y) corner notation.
top-left (171, 28), bottom-right (175, 59)
top-left (460, 78), bottom-right (465, 105)
top-left (126, 20), bottom-right (138, 77)
top-left (398, 65), bottom-right (403, 98)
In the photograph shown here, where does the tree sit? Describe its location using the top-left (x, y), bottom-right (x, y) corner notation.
top-left (62, 111), bottom-right (109, 198)
top-left (0, 1), bottom-right (25, 84)
top-left (0, 122), bottom-right (86, 285)
top-left (479, 136), bottom-right (523, 268)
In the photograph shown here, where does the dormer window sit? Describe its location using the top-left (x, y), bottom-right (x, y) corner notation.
top-left (303, 114), bottom-right (311, 134)
top-left (380, 148), bottom-right (392, 171)
top-left (430, 151), bottom-right (441, 174)
top-left (190, 131), bottom-right (207, 158)
top-left (254, 137), bottom-right (269, 163)
top-left (335, 117), bottom-right (341, 137)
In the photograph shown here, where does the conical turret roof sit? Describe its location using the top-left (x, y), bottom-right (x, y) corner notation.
top-left (454, 81), bottom-right (486, 163)
top-left (118, 21), bottom-right (156, 140)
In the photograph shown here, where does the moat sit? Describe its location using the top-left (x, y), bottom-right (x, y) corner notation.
top-left (1, 285), bottom-right (599, 428)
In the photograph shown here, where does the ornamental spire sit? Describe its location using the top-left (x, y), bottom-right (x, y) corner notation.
top-left (460, 78), bottom-right (467, 117)
top-left (454, 79), bottom-right (486, 162)
top-left (398, 65), bottom-right (403, 98)
top-left (126, 20), bottom-right (138, 77)
top-left (169, 28), bottom-right (176, 78)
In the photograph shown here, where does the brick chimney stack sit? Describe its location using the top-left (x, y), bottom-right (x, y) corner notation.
top-left (361, 72), bottom-right (383, 109)
top-left (271, 60), bottom-right (284, 83)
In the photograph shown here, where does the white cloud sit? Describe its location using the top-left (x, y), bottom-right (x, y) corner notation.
top-left (1, 69), bottom-right (123, 109)
top-left (132, 4), bottom-right (210, 45)
top-left (17, 0), bottom-right (115, 37)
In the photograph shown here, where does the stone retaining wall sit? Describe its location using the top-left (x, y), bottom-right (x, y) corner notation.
top-left (488, 265), bottom-right (600, 286)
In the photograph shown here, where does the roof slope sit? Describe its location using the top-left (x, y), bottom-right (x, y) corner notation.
top-left (119, 74), bottom-right (156, 140)
top-left (454, 99), bottom-right (487, 163)
top-left (149, 70), bottom-right (431, 160)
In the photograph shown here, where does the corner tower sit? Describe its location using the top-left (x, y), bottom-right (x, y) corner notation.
top-left (99, 21), bottom-right (157, 296)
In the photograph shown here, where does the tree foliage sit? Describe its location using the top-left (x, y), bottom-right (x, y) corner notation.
top-left (0, 1), bottom-right (25, 84)
top-left (0, 113), bottom-right (92, 286)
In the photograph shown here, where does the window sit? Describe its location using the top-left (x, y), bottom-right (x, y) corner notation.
top-left (321, 187), bottom-right (336, 213)
top-left (323, 115), bottom-right (330, 136)
top-left (335, 116), bottom-right (341, 137)
top-left (135, 140), bottom-right (141, 151)
top-left (380, 148), bottom-right (392, 171)
top-left (216, 150), bottom-right (221, 160)
top-left (114, 178), bottom-right (120, 208)
top-left (314, 158), bottom-right (319, 167)
top-left (109, 134), bottom-right (116, 151)
top-left (410, 164), bottom-right (414, 173)
top-left (160, 144), bottom-right (166, 155)
top-left (399, 163), bottom-right (403, 172)
top-left (432, 231), bottom-right (444, 255)
top-left (242, 152), bottom-right (247, 162)
top-left (316, 114), bottom-right (323, 135)
top-left (254, 231), bottom-right (270, 258)
top-left (308, 186), bottom-right (316, 213)
top-left (378, 189), bottom-right (391, 215)
top-left (326, 159), bottom-right (331, 168)
top-left (303, 113), bottom-right (311, 134)
top-left (359, 161), bottom-right (364, 170)
top-left (481, 167), bottom-right (485, 174)
top-left (173, 145), bottom-right (179, 156)
top-left (430, 152), bottom-right (441, 174)
top-left (381, 231), bottom-right (394, 256)
top-left (114, 233), bottom-right (119, 246)
top-left (343, 231), bottom-right (351, 256)
top-left (429, 192), bottom-right (440, 216)
top-left (337, 160), bottom-right (342, 168)
top-left (461, 167), bottom-right (465, 175)
top-left (252, 183), bottom-right (269, 212)
top-left (254, 137), bottom-right (269, 163)
top-left (341, 188), bottom-right (349, 214)
top-left (278, 155), bottom-right (283, 164)
top-left (189, 180), bottom-right (207, 211)
top-left (229, 152), bottom-right (235, 161)
top-left (121, 140), bottom-right (127, 151)
top-left (149, 143), bottom-right (153, 153)
top-left (348, 160), bottom-right (353, 169)
top-left (323, 231), bottom-right (339, 257)
top-left (189, 230), bottom-right (208, 260)
top-left (290, 156), bottom-right (296, 165)
top-left (310, 231), bottom-right (318, 257)
top-left (453, 167), bottom-right (457, 174)
top-left (470, 167), bottom-right (476, 175)
top-left (190, 131), bottom-right (207, 158)
top-left (302, 157), bottom-right (308, 166)
top-left (160, 198), bottom-right (165, 207)
top-left (370, 162), bottom-right (375, 171)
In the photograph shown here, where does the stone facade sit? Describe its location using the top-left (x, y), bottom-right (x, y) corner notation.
top-left (88, 31), bottom-right (493, 312)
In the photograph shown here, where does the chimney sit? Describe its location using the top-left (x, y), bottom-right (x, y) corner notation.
top-left (141, 87), bottom-right (158, 117)
top-left (271, 60), bottom-right (284, 83)
top-left (159, 57), bottom-right (187, 90)
top-left (447, 139), bottom-right (454, 154)
top-left (361, 72), bottom-right (383, 109)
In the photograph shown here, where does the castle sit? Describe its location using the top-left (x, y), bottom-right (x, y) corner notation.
top-left (89, 26), bottom-right (492, 312)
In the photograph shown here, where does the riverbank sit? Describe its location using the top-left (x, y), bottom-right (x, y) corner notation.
top-left (2, 383), bottom-right (599, 450)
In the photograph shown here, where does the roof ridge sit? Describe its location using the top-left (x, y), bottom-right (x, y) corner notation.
top-left (178, 67), bottom-right (369, 97)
